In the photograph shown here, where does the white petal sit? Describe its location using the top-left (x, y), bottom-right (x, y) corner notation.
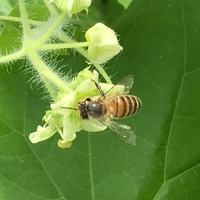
top-left (29, 125), bottom-right (56, 143)
top-left (62, 112), bottom-right (81, 142)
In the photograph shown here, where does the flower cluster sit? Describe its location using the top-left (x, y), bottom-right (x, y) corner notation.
top-left (29, 68), bottom-right (125, 148)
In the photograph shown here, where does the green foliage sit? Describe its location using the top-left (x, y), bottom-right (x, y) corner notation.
top-left (0, 0), bottom-right (200, 199)
top-left (118, 0), bottom-right (133, 9)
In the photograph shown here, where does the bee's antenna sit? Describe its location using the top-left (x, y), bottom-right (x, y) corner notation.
top-left (61, 107), bottom-right (78, 111)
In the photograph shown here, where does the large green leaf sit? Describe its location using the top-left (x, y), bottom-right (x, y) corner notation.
top-left (0, 0), bottom-right (200, 199)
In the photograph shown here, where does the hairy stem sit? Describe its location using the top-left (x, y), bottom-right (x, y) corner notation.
top-left (0, 49), bottom-right (26, 63)
top-left (0, 16), bottom-right (42, 26)
top-left (35, 12), bottom-right (67, 47)
top-left (41, 77), bottom-right (58, 100)
top-left (19, 0), bottom-right (31, 37)
top-left (39, 42), bottom-right (88, 51)
top-left (43, 0), bottom-right (58, 16)
top-left (27, 49), bottom-right (72, 93)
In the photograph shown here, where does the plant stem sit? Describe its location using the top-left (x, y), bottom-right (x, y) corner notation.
top-left (27, 49), bottom-right (72, 93)
top-left (0, 49), bottom-right (26, 63)
top-left (39, 42), bottom-right (88, 51)
top-left (19, 0), bottom-right (31, 37)
top-left (43, 0), bottom-right (58, 16)
top-left (41, 77), bottom-right (58, 100)
top-left (0, 16), bottom-right (42, 26)
top-left (35, 12), bottom-right (67, 47)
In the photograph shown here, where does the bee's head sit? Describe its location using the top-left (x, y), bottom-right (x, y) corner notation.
top-left (78, 98), bottom-right (91, 119)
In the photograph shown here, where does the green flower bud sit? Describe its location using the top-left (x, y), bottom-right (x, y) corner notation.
top-left (85, 23), bottom-right (123, 64)
top-left (52, 0), bottom-right (92, 16)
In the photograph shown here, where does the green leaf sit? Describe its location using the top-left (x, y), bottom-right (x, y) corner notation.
top-left (0, 0), bottom-right (12, 15)
top-left (1, 0), bottom-right (200, 199)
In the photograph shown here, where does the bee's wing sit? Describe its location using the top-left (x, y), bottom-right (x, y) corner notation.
top-left (101, 119), bottom-right (136, 145)
top-left (116, 75), bottom-right (134, 94)
top-left (104, 75), bottom-right (134, 97)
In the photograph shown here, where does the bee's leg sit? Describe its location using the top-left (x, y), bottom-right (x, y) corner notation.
top-left (91, 79), bottom-right (105, 97)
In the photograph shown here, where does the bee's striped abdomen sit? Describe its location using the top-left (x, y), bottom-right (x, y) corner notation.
top-left (108, 95), bottom-right (141, 118)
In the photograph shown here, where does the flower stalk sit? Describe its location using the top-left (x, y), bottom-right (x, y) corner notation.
top-left (39, 42), bottom-right (89, 51)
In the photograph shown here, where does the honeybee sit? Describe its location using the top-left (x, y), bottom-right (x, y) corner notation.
top-left (78, 75), bottom-right (141, 144)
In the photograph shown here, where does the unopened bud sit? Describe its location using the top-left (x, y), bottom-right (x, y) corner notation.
top-left (85, 23), bottom-right (123, 64)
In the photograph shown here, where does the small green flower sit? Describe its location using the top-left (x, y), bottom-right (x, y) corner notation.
top-left (85, 23), bottom-right (123, 64)
top-left (52, 0), bottom-right (92, 17)
top-left (29, 68), bottom-right (124, 148)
